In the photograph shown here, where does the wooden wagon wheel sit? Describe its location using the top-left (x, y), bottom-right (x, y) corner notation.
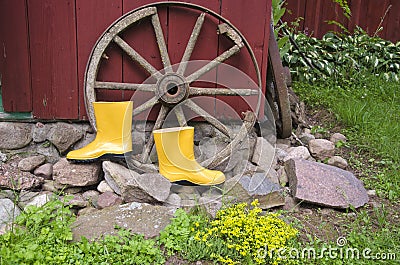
top-left (266, 24), bottom-right (292, 138)
top-left (84, 1), bottom-right (263, 168)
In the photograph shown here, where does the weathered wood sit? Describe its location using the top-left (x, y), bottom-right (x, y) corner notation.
top-left (151, 12), bottom-right (172, 73)
top-left (189, 87), bottom-right (258, 96)
top-left (95, 81), bottom-right (155, 92)
top-left (177, 13), bottom-right (205, 75)
top-left (202, 111), bottom-right (257, 169)
top-left (28, 0), bottom-right (78, 119)
top-left (132, 96), bottom-right (159, 116)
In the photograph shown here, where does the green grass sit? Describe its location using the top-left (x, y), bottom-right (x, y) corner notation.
top-left (293, 72), bottom-right (400, 201)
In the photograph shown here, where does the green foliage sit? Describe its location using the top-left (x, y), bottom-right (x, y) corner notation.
top-left (331, 0), bottom-right (351, 19)
top-left (284, 29), bottom-right (400, 82)
top-left (0, 199), bottom-right (165, 265)
top-left (293, 72), bottom-right (399, 201)
top-left (160, 201), bottom-right (298, 264)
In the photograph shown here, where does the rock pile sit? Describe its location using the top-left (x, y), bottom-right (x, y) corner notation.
top-left (0, 121), bottom-right (369, 238)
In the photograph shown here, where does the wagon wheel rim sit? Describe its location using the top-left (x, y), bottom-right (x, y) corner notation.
top-left (84, 1), bottom-right (263, 167)
top-left (266, 24), bottom-right (292, 138)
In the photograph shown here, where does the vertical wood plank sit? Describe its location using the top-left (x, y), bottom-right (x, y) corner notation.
top-left (385, 0), bottom-right (400, 43)
top-left (28, 0), bottom-right (78, 119)
top-left (168, 0), bottom-right (220, 120)
top-left (122, 0), bottom-right (168, 120)
top-left (0, 0), bottom-right (32, 112)
top-left (283, 0), bottom-right (306, 31)
top-left (217, 0), bottom-right (270, 119)
top-left (76, 0), bottom-right (123, 120)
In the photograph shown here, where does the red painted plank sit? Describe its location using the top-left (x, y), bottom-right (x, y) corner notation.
top-left (121, 1), bottom-right (169, 120)
top-left (27, 0), bottom-right (78, 119)
top-left (0, 0), bottom-right (32, 112)
top-left (168, 0), bottom-right (220, 121)
top-left (217, 0), bottom-right (270, 119)
top-left (283, 0), bottom-right (306, 31)
top-left (76, 0), bottom-right (123, 120)
top-left (385, 0), bottom-right (400, 42)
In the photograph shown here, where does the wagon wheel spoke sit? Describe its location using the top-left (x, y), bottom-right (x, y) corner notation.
top-left (186, 45), bottom-right (241, 83)
top-left (151, 11), bottom-right (172, 73)
top-left (177, 13), bottom-right (205, 75)
top-left (132, 96), bottom-right (159, 116)
top-left (141, 104), bottom-right (170, 163)
top-left (174, 105), bottom-right (187, 126)
top-left (94, 81), bottom-right (156, 92)
top-left (113, 35), bottom-right (162, 80)
top-left (184, 99), bottom-right (232, 138)
top-left (189, 87), bottom-right (258, 96)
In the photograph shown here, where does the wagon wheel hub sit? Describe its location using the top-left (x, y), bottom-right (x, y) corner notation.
top-left (84, 1), bottom-right (272, 170)
top-left (156, 73), bottom-right (189, 106)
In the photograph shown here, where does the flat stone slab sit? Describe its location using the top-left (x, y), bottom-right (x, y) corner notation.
top-left (285, 159), bottom-right (368, 208)
top-left (53, 158), bottom-right (101, 187)
top-left (72, 202), bottom-right (176, 241)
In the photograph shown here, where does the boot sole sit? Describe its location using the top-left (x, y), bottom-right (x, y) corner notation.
top-left (67, 153), bottom-right (128, 163)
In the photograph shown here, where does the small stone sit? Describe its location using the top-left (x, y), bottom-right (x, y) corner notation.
top-left (53, 158), bottom-right (101, 187)
top-left (18, 155), bottom-right (46, 172)
top-left (32, 122), bottom-right (51, 143)
top-left (18, 191), bottom-right (40, 208)
top-left (199, 195), bottom-right (222, 218)
top-left (275, 148), bottom-right (288, 162)
top-left (367, 190), bottom-right (376, 196)
top-left (0, 151), bottom-right (7, 162)
top-left (308, 139), bottom-right (335, 160)
top-left (97, 191), bottom-right (123, 209)
top-left (327, 156), bottom-right (348, 169)
top-left (164, 193), bottom-right (181, 208)
top-left (224, 173), bottom-right (284, 209)
top-left (64, 187), bottom-right (83, 194)
top-left (0, 198), bottom-right (21, 227)
top-left (0, 164), bottom-right (44, 190)
top-left (320, 208), bottom-right (334, 215)
top-left (285, 159), bottom-right (368, 208)
top-left (0, 122), bottom-right (32, 149)
top-left (283, 196), bottom-right (300, 212)
top-left (33, 163), bottom-right (53, 180)
top-left (276, 143), bottom-right (290, 151)
top-left (42, 180), bottom-right (58, 192)
top-left (97, 180), bottom-right (114, 193)
top-left (77, 207), bottom-right (98, 216)
top-left (24, 193), bottom-right (52, 210)
top-left (330, 133), bottom-right (347, 144)
top-left (277, 166), bottom-right (288, 186)
top-left (302, 209), bottom-right (313, 215)
top-left (35, 144), bottom-right (61, 164)
top-left (47, 122), bottom-right (83, 154)
top-left (67, 194), bottom-right (89, 208)
top-left (283, 146), bottom-right (311, 162)
top-left (251, 137), bottom-right (276, 172)
top-left (299, 132), bottom-right (315, 145)
top-left (82, 190), bottom-right (100, 208)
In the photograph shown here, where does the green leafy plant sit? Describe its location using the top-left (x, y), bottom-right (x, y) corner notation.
top-left (0, 198), bottom-right (165, 264)
top-left (283, 29), bottom-right (400, 82)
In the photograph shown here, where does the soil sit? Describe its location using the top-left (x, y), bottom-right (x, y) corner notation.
top-left (285, 105), bottom-right (400, 243)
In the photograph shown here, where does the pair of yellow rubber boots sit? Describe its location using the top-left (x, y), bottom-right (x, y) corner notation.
top-left (67, 101), bottom-right (225, 185)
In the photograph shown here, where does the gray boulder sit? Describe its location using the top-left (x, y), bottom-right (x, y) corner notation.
top-left (18, 155), bottom-right (46, 172)
top-left (53, 158), bottom-right (101, 187)
top-left (308, 139), bottom-right (335, 160)
top-left (0, 122), bottom-right (32, 149)
top-left (224, 172), bottom-right (285, 209)
top-left (285, 159), bottom-right (368, 208)
top-left (0, 198), bottom-right (21, 231)
top-left (48, 122), bottom-right (83, 154)
top-left (102, 161), bottom-right (171, 203)
top-left (72, 202), bottom-right (176, 240)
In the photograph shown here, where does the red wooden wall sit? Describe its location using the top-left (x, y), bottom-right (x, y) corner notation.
top-left (283, 0), bottom-right (400, 43)
top-left (0, 0), bottom-right (271, 120)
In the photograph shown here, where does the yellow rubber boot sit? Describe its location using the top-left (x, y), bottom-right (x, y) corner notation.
top-left (67, 101), bottom-right (133, 161)
top-left (153, 127), bottom-right (225, 185)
